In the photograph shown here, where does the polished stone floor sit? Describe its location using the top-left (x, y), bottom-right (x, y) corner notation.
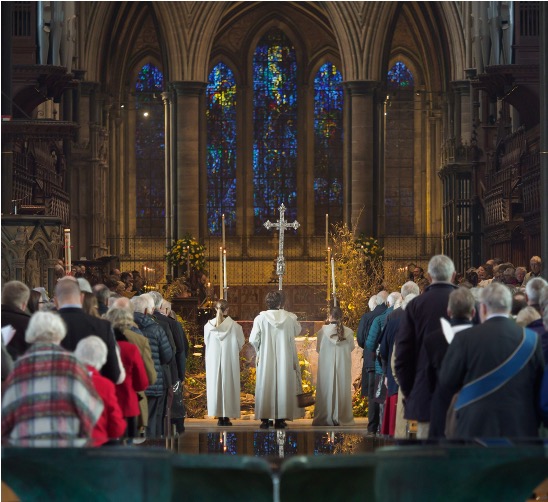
top-left (138, 417), bottom-right (395, 461)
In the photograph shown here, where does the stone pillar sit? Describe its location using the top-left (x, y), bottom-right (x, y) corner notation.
top-left (452, 81), bottom-right (470, 142)
top-left (540, 1), bottom-right (548, 277)
top-left (343, 81), bottom-right (380, 237)
top-left (170, 81), bottom-right (206, 240)
top-left (162, 91), bottom-right (173, 267)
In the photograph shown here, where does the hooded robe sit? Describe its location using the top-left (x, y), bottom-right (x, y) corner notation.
top-left (249, 309), bottom-right (302, 420)
top-left (204, 316), bottom-right (245, 418)
top-left (312, 324), bottom-right (356, 426)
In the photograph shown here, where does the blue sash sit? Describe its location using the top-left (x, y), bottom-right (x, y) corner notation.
top-left (454, 328), bottom-right (537, 411)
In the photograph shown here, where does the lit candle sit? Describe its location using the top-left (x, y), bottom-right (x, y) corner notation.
top-left (331, 256), bottom-right (336, 295)
top-left (186, 246), bottom-right (190, 279)
top-left (326, 247), bottom-right (331, 301)
top-left (64, 228), bottom-right (72, 275)
top-left (223, 248), bottom-right (227, 293)
top-left (219, 246), bottom-right (223, 300)
top-left (222, 214), bottom-right (226, 252)
top-left (325, 214), bottom-right (329, 250)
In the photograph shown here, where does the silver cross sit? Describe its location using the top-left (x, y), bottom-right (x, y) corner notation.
top-left (263, 204), bottom-right (300, 290)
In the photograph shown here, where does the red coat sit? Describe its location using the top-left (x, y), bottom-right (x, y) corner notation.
top-left (87, 366), bottom-right (126, 446)
top-left (115, 341), bottom-right (149, 417)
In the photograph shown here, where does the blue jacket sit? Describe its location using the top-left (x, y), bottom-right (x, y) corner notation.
top-left (134, 312), bottom-right (173, 396)
top-left (367, 306), bottom-right (394, 374)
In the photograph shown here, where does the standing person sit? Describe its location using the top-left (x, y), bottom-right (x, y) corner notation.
top-left (2, 312), bottom-right (103, 445)
top-left (312, 307), bottom-right (355, 426)
top-left (204, 300), bottom-right (245, 426)
top-left (1, 281), bottom-right (31, 359)
top-left (439, 282), bottom-right (544, 438)
top-left (522, 256), bottom-right (543, 287)
top-left (357, 291), bottom-right (388, 435)
top-left (55, 277), bottom-right (124, 384)
top-left (395, 254), bottom-right (458, 439)
top-left (74, 336), bottom-right (127, 446)
top-left (250, 291), bottom-right (301, 429)
top-left (131, 295), bottom-right (173, 438)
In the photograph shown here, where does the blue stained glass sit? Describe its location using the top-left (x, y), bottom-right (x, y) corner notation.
top-left (253, 29), bottom-right (298, 233)
top-left (387, 61), bottom-right (414, 89)
top-left (207, 63), bottom-right (237, 236)
top-left (314, 62), bottom-right (343, 233)
top-left (135, 63), bottom-right (165, 237)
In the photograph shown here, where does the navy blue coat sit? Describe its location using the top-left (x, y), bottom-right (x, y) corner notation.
top-left (394, 282), bottom-right (457, 422)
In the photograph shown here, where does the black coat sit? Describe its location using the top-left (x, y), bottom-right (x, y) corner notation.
top-left (439, 317), bottom-right (544, 438)
top-left (155, 311), bottom-right (189, 381)
top-left (425, 321), bottom-right (473, 438)
top-left (379, 307), bottom-right (405, 396)
top-left (1, 305), bottom-right (31, 359)
top-left (357, 304), bottom-right (387, 370)
top-left (58, 307), bottom-right (122, 384)
top-left (394, 282), bottom-right (457, 421)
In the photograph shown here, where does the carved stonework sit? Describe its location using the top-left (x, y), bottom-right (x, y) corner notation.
top-left (1, 216), bottom-right (64, 294)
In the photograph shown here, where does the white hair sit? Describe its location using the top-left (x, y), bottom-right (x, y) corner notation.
top-left (515, 306), bottom-right (540, 328)
top-left (368, 297), bottom-right (377, 311)
top-left (376, 291), bottom-right (389, 306)
top-left (139, 293), bottom-right (155, 312)
top-left (525, 277), bottom-right (548, 304)
top-left (480, 282), bottom-right (512, 314)
top-left (148, 290), bottom-right (163, 309)
top-left (400, 281), bottom-right (419, 298)
top-left (402, 293), bottom-right (418, 310)
top-left (74, 336), bottom-right (108, 370)
top-left (387, 292), bottom-right (402, 307)
top-left (25, 311), bottom-right (67, 344)
top-left (428, 255), bottom-right (455, 282)
top-left (130, 295), bottom-right (149, 314)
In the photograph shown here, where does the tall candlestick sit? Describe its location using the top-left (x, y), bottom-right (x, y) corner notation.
top-left (331, 256), bottom-right (336, 295)
top-left (219, 247), bottom-right (223, 300)
top-left (186, 246), bottom-right (190, 279)
top-left (222, 214), bottom-right (226, 251)
top-left (325, 213), bottom-right (329, 250)
top-left (64, 228), bottom-right (71, 275)
top-left (223, 249), bottom-right (227, 292)
top-left (326, 247), bottom-right (331, 301)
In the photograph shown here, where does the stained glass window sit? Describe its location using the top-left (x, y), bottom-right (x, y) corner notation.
top-left (207, 63), bottom-right (237, 236)
top-left (252, 29), bottom-right (298, 233)
top-left (314, 62), bottom-right (343, 233)
top-left (135, 63), bottom-right (165, 237)
top-left (387, 61), bottom-right (414, 89)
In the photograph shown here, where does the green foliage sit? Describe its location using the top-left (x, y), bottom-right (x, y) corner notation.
top-left (352, 392), bottom-right (368, 417)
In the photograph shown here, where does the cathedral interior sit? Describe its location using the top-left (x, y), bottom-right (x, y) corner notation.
top-left (1, 1), bottom-right (547, 302)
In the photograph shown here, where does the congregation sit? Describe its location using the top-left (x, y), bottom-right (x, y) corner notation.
top-left (1, 254), bottom-right (547, 445)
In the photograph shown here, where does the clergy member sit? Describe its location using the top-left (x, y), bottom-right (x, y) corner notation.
top-left (204, 300), bottom-right (245, 426)
top-left (313, 306), bottom-right (356, 426)
top-left (250, 291), bottom-right (301, 429)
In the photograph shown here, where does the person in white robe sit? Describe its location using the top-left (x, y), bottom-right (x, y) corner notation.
top-left (249, 291), bottom-right (302, 429)
top-left (313, 306), bottom-right (356, 426)
top-left (204, 300), bottom-right (245, 426)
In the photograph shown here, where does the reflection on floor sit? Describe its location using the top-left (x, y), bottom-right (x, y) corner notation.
top-left (137, 418), bottom-right (396, 461)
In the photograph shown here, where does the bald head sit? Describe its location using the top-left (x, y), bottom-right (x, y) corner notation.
top-left (55, 277), bottom-right (82, 307)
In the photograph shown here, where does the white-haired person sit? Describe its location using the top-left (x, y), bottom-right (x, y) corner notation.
top-left (379, 281), bottom-right (420, 437)
top-left (1, 311), bottom-right (103, 446)
top-left (439, 282), bottom-right (544, 438)
top-left (526, 277), bottom-right (548, 314)
top-left (366, 291), bottom-right (402, 433)
top-left (312, 306), bottom-right (355, 426)
top-left (101, 308), bottom-right (150, 439)
top-left (395, 254), bottom-right (458, 438)
top-left (204, 299), bottom-right (245, 426)
top-left (130, 294), bottom-right (173, 438)
top-left (75, 336), bottom-right (127, 446)
top-left (357, 290), bottom-right (389, 435)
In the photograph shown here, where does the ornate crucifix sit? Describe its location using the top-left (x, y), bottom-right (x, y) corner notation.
top-left (263, 203), bottom-right (300, 290)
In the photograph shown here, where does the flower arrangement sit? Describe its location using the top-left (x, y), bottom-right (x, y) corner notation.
top-left (355, 234), bottom-right (384, 261)
top-left (166, 235), bottom-right (207, 273)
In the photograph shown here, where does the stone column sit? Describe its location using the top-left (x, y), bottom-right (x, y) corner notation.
top-left (540, 1), bottom-right (548, 277)
top-left (170, 81), bottom-right (206, 240)
top-left (162, 91), bottom-right (173, 266)
top-left (452, 81), bottom-right (470, 142)
top-left (343, 81), bottom-right (380, 237)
